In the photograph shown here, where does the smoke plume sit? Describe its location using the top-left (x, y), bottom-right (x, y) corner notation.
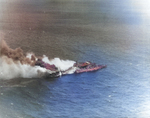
top-left (0, 40), bottom-right (75, 80)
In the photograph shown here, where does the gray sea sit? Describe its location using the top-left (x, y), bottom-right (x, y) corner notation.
top-left (0, 0), bottom-right (150, 118)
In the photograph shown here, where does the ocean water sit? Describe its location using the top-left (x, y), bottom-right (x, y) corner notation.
top-left (0, 0), bottom-right (150, 118)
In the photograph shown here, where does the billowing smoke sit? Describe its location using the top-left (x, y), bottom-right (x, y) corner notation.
top-left (0, 56), bottom-right (47, 80)
top-left (0, 39), bottom-right (36, 65)
top-left (0, 40), bottom-right (76, 80)
top-left (42, 55), bottom-right (75, 71)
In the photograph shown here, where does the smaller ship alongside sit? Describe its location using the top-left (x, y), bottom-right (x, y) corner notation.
top-left (34, 59), bottom-right (106, 78)
top-left (74, 61), bottom-right (106, 73)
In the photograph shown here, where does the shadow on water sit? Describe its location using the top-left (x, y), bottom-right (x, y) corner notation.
top-left (0, 76), bottom-right (59, 88)
top-left (0, 78), bottom-right (37, 88)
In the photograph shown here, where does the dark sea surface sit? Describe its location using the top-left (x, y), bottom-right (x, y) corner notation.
top-left (0, 0), bottom-right (150, 118)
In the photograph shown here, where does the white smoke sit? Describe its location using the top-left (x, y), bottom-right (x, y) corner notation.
top-left (42, 55), bottom-right (76, 71)
top-left (0, 54), bottom-right (77, 80)
top-left (0, 39), bottom-right (77, 80)
top-left (0, 56), bottom-right (47, 80)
